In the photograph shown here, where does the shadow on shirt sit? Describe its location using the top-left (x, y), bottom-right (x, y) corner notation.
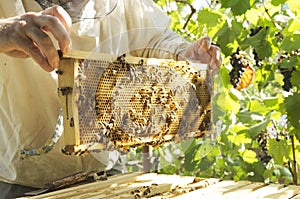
top-left (0, 181), bottom-right (35, 199)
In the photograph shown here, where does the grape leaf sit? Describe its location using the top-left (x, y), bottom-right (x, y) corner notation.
top-left (249, 100), bottom-right (270, 116)
top-left (281, 34), bottom-right (300, 52)
top-left (228, 132), bottom-right (252, 146)
top-left (215, 19), bottom-right (243, 56)
top-left (241, 27), bottom-right (272, 59)
top-left (267, 139), bottom-right (289, 165)
top-left (263, 96), bottom-right (284, 110)
top-left (214, 91), bottom-right (241, 114)
top-left (197, 8), bottom-right (223, 28)
top-left (194, 142), bottom-right (214, 161)
top-left (197, 157), bottom-right (215, 170)
top-left (285, 93), bottom-right (300, 129)
top-left (242, 149), bottom-right (258, 164)
top-left (291, 70), bottom-right (300, 90)
top-left (221, 0), bottom-right (251, 15)
top-left (237, 110), bottom-right (258, 124)
top-left (271, 0), bottom-right (287, 6)
top-left (279, 56), bottom-right (298, 70)
top-left (248, 119), bottom-right (271, 138)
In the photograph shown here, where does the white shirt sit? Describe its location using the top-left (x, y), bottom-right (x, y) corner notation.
top-left (0, 0), bottom-right (190, 187)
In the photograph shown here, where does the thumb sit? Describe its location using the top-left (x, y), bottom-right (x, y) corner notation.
top-left (197, 36), bottom-right (211, 52)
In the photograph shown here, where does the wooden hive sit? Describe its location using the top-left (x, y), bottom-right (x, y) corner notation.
top-left (20, 172), bottom-right (300, 198)
top-left (57, 51), bottom-right (212, 155)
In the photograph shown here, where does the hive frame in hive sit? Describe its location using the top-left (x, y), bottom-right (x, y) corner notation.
top-left (58, 50), bottom-right (212, 155)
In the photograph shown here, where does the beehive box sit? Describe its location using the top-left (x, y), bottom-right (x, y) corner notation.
top-left (57, 51), bottom-right (212, 155)
top-left (20, 172), bottom-right (300, 199)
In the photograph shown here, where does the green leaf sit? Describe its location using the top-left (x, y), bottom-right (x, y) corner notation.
top-left (291, 70), bottom-right (300, 90)
top-left (225, 156), bottom-right (240, 166)
top-left (263, 96), bottom-right (284, 110)
top-left (249, 100), bottom-right (270, 115)
top-left (214, 91), bottom-right (241, 115)
top-left (228, 133), bottom-right (252, 146)
top-left (237, 110), bottom-right (252, 123)
top-left (242, 149), bottom-right (258, 164)
top-left (228, 125), bottom-right (252, 146)
top-left (221, 0), bottom-right (251, 15)
top-left (218, 65), bottom-right (231, 90)
top-left (241, 27), bottom-right (272, 59)
top-left (279, 56), bottom-right (298, 70)
top-left (267, 139), bottom-right (289, 165)
top-left (248, 119), bottom-right (271, 138)
top-left (285, 93), bottom-right (300, 129)
top-left (197, 157), bottom-right (215, 170)
top-left (231, 124), bottom-right (248, 133)
top-left (212, 95), bottom-right (226, 122)
top-left (215, 19), bottom-right (243, 56)
top-left (198, 8), bottom-right (223, 28)
top-left (281, 34), bottom-right (300, 52)
top-left (272, 0), bottom-right (288, 5)
top-left (291, 129), bottom-right (300, 147)
top-left (244, 7), bottom-right (261, 25)
top-left (246, 162), bottom-right (265, 182)
top-left (264, 167), bottom-right (274, 183)
top-left (194, 142), bottom-right (214, 161)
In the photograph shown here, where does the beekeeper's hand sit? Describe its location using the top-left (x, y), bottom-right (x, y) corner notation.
top-left (180, 36), bottom-right (222, 75)
top-left (0, 5), bottom-right (71, 72)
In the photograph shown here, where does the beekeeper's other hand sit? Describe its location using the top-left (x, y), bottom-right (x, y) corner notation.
top-left (180, 36), bottom-right (221, 75)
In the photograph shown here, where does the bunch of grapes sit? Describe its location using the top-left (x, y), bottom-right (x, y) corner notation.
top-left (277, 50), bottom-right (299, 92)
top-left (256, 117), bottom-right (289, 165)
top-left (279, 67), bottom-right (294, 92)
top-left (229, 49), bottom-right (255, 90)
top-left (256, 131), bottom-right (272, 165)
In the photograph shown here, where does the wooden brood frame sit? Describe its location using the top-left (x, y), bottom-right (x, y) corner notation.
top-left (57, 51), bottom-right (211, 155)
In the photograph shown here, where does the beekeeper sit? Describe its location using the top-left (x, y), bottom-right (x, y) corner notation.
top-left (0, 0), bottom-right (221, 189)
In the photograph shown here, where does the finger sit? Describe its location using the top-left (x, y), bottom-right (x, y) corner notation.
top-left (5, 50), bottom-right (29, 58)
top-left (207, 47), bottom-right (221, 75)
top-left (42, 5), bottom-right (72, 33)
top-left (12, 36), bottom-right (54, 72)
top-left (35, 12), bottom-right (71, 53)
top-left (208, 45), bottom-right (222, 67)
top-left (197, 36), bottom-right (211, 51)
top-left (25, 25), bottom-right (59, 69)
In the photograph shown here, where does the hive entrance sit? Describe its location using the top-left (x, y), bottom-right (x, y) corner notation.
top-left (58, 51), bottom-right (211, 155)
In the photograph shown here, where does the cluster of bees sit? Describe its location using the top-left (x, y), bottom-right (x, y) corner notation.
top-left (71, 55), bottom-right (211, 152)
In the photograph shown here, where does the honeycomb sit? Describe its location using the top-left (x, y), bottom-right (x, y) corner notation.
top-left (59, 52), bottom-right (211, 154)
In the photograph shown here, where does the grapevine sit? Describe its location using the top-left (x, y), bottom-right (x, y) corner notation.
top-left (150, 0), bottom-right (300, 185)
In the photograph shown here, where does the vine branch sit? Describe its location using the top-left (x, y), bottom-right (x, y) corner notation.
top-left (262, 2), bottom-right (277, 28)
top-left (291, 135), bottom-right (298, 185)
top-left (174, 0), bottom-right (196, 29)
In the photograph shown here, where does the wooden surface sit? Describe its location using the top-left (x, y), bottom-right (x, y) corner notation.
top-left (19, 172), bottom-right (300, 199)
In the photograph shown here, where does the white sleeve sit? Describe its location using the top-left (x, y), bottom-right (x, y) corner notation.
top-left (0, 0), bottom-right (25, 17)
top-left (124, 0), bottom-right (191, 59)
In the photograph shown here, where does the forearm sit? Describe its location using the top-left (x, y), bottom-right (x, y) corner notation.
top-left (130, 28), bottom-right (190, 60)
